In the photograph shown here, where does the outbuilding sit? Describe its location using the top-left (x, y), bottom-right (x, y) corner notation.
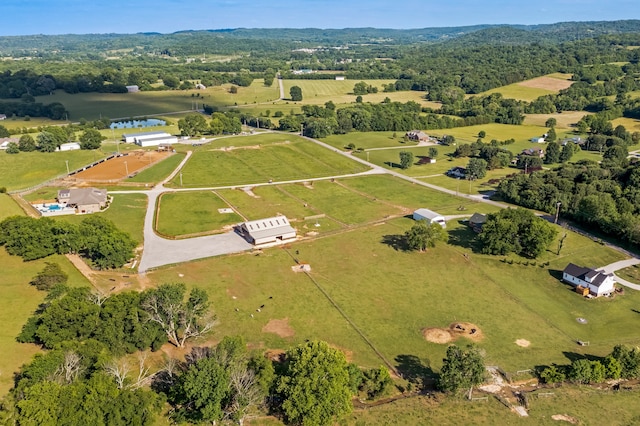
top-left (58, 142), bottom-right (81, 152)
top-left (413, 208), bottom-right (446, 228)
top-left (238, 215), bottom-right (297, 245)
top-left (134, 134), bottom-right (178, 148)
top-left (122, 131), bottom-right (170, 144)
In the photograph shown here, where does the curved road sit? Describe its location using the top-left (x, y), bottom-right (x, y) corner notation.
top-left (119, 129), bottom-right (639, 283)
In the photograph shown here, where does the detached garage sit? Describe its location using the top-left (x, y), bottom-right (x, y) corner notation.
top-left (239, 215), bottom-right (297, 245)
top-left (413, 208), bottom-right (446, 228)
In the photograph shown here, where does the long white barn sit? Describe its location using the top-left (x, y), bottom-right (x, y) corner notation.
top-left (238, 216), bottom-right (297, 245)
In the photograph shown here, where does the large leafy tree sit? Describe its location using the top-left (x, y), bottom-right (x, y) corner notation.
top-left (399, 151), bottom-right (414, 169)
top-left (404, 220), bottom-right (448, 252)
top-left (79, 128), bottom-right (105, 150)
top-left (37, 131), bottom-right (58, 152)
top-left (466, 158), bottom-right (487, 179)
top-left (438, 344), bottom-right (485, 393)
top-left (140, 283), bottom-right (215, 348)
top-left (479, 208), bottom-right (557, 258)
top-left (276, 340), bottom-right (353, 426)
top-left (290, 85), bottom-right (303, 101)
top-left (18, 134), bottom-right (36, 152)
top-left (78, 216), bottom-right (136, 269)
top-left (178, 113), bottom-right (208, 136)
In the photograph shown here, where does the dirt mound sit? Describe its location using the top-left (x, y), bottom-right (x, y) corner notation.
top-left (516, 339), bottom-right (531, 347)
top-left (518, 76), bottom-right (573, 91)
top-left (423, 322), bottom-right (483, 344)
top-left (262, 318), bottom-right (295, 338)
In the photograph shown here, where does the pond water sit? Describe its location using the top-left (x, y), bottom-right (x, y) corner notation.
top-left (110, 118), bottom-right (166, 129)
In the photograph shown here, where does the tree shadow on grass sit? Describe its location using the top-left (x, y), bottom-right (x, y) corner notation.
top-left (381, 234), bottom-right (410, 252)
top-left (395, 354), bottom-right (437, 390)
top-left (446, 224), bottom-right (483, 253)
top-left (384, 161), bottom-right (402, 168)
top-left (562, 351), bottom-right (604, 363)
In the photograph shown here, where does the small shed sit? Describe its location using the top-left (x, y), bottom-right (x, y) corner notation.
top-left (126, 85), bottom-right (139, 93)
top-left (58, 142), bottom-right (81, 152)
top-left (413, 208), bottom-right (446, 228)
top-left (468, 213), bottom-right (487, 233)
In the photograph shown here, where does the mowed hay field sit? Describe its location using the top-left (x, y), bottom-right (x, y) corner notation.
top-left (146, 215), bottom-right (635, 375)
top-left (481, 73), bottom-right (574, 101)
top-left (169, 134), bottom-right (369, 187)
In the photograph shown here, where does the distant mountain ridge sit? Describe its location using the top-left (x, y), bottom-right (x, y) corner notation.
top-left (0, 20), bottom-right (639, 56)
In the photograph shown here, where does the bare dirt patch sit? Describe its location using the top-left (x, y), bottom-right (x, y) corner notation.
top-left (423, 328), bottom-right (453, 344)
top-left (242, 187), bottom-right (259, 198)
top-left (517, 76), bottom-right (573, 91)
top-left (516, 339), bottom-right (531, 347)
top-left (423, 322), bottom-right (483, 344)
top-left (552, 414), bottom-right (579, 424)
top-left (262, 318), bottom-right (295, 338)
top-left (74, 150), bottom-right (169, 181)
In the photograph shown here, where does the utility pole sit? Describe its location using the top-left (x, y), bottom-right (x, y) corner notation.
top-left (65, 160), bottom-right (70, 175)
top-left (180, 172), bottom-right (183, 187)
top-left (555, 201), bottom-right (562, 224)
top-left (124, 161), bottom-right (129, 177)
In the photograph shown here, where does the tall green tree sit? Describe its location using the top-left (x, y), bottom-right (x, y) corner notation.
top-left (405, 221), bottom-right (448, 252)
top-left (18, 134), bottom-right (36, 152)
top-left (438, 344), bottom-right (485, 393)
top-left (30, 262), bottom-right (68, 291)
top-left (466, 158), bottom-right (487, 179)
top-left (178, 113), bottom-right (208, 136)
top-left (544, 142), bottom-right (561, 164)
top-left (79, 128), bottom-right (105, 150)
top-left (399, 151), bottom-right (414, 169)
top-left (290, 86), bottom-right (303, 101)
top-left (276, 340), bottom-right (353, 426)
top-left (37, 131), bottom-right (58, 152)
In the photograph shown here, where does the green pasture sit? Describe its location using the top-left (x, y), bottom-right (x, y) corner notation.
top-left (169, 135), bottom-right (369, 188)
top-left (352, 146), bottom-right (460, 177)
top-left (52, 193), bottom-right (147, 244)
top-left (0, 193), bottom-right (23, 218)
top-left (128, 152), bottom-right (185, 184)
top-left (348, 386), bottom-right (640, 425)
top-left (0, 149), bottom-right (111, 191)
top-left (323, 131), bottom-right (421, 151)
top-left (612, 116), bottom-right (640, 133)
top-left (616, 264), bottom-right (640, 284)
top-left (22, 186), bottom-right (62, 202)
top-left (155, 191), bottom-right (243, 237)
top-left (282, 180), bottom-right (403, 226)
top-left (34, 80), bottom-right (279, 121)
top-left (339, 175), bottom-right (500, 216)
top-left (146, 216), bottom-right (635, 375)
top-left (216, 186), bottom-right (318, 221)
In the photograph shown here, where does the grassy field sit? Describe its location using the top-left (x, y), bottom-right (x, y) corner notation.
top-left (216, 186), bottom-right (318, 222)
top-left (128, 152), bottom-right (185, 184)
top-left (156, 191), bottom-right (244, 237)
top-left (612, 116), bottom-right (640, 133)
top-left (145, 216), bottom-right (633, 376)
top-left (0, 149), bottom-right (111, 191)
top-left (323, 132), bottom-right (421, 150)
top-left (480, 74), bottom-right (574, 102)
top-left (168, 134), bottom-right (369, 187)
top-left (0, 193), bottom-right (24, 217)
top-left (33, 80), bottom-right (280, 121)
top-left (52, 193), bottom-right (147, 244)
top-left (524, 111), bottom-right (590, 129)
top-left (345, 386), bottom-right (640, 425)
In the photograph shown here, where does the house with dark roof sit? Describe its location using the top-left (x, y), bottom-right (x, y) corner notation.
top-left (405, 130), bottom-right (430, 142)
top-left (57, 188), bottom-right (108, 214)
top-left (468, 213), bottom-right (487, 233)
top-left (521, 147), bottom-right (545, 158)
top-left (238, 215), bottom-right (297, 246)
top-left (562, 263), bottom-right (615, 297)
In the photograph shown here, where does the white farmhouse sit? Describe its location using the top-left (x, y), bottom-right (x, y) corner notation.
top-left (562, 263), bottom-right (615, 297)
top-left (412, 208), bottom-right (446, 228)
top-left (238, 216), bottom-right (297, 245)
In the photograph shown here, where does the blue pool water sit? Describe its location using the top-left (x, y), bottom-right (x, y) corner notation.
top-left (48, 204), bottom-right (61, 211)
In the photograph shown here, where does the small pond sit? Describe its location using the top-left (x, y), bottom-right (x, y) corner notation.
top-left (110, 118), bottom-right (166, 129)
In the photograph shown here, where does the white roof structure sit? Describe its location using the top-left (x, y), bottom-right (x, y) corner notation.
top-left (413, 208), bottom-right (446, 228)
top-left (58, 142), bottom-right (81, 151)
top-left (135, 134), bottom-right (178, 147)
top-left (239, 215), bottom-right (297, 245)
top-left (122, 131), bottom-right (169, 143)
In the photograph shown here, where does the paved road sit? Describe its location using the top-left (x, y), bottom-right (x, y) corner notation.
top-left (597, 258), bottom-right (640, 290)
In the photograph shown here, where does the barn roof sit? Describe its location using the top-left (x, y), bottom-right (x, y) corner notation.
top-left (241, 216), bottom-right (296, 240)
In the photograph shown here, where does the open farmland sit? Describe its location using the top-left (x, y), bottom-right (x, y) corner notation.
top-left (34, 79), bottom-right (280, 120)
top-left (481, 74), bottom-right (574, 101)
top-left (168, 134), bottom-right (369, 187)
top-left (145, 216), bottom-right (635, 376)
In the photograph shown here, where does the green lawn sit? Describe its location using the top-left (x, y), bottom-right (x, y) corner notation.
top-left (481, 84), bottom-right (556, 102)
top-left (156, 191), bottom-right (244, 237)
top-left (169, 135), bottom-right (369, 188)
top-left (216, 186), bottom-right (318, 221)
top-left (323, 132), bottom-right (421, 151)
top-left (0, 149), bottom-right (111, 191)
top-left (52, 193), bottom-right (147, 244)
top-left (128, 152), bottom-right (185, 184)
top-left (0, 194), bottom-right (24, 218)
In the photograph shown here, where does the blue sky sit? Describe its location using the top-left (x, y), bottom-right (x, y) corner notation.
top-left (1, 0), bottom-right (639, 36)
